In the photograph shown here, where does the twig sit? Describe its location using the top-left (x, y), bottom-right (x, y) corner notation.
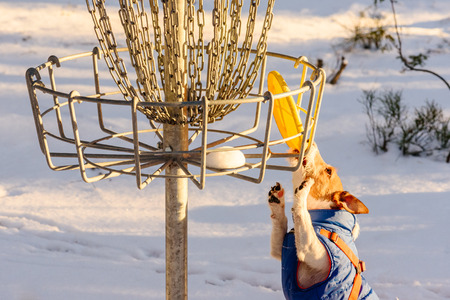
top-left (390, 0), bottom-right (450, 91)
top-left (328, 56), bottom-right (348, 85)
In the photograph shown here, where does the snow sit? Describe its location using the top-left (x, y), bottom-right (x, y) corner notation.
top-left (205, 147), bottom-right (246, 170)
top-left (1, 0), bottom-right (450, 299)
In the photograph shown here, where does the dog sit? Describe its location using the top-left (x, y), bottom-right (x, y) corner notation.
top-left (268, 143), bottom-right (378, 299)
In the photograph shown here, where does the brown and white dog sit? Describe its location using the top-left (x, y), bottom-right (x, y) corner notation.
top-left (268, 143), bottom-right (377, 299)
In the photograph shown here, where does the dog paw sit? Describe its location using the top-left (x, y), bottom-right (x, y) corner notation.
top-left (268, 182), bottom-right (284, 204)
top-left (294, 178), bottom-right (314, 195)
top-left (268, 183), bottom-right (285, 219)
top-left (292, 179), bottom-right (314, 212)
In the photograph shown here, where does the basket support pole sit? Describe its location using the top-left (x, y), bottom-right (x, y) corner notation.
top-left (163, 1), bottom-right (188, 299)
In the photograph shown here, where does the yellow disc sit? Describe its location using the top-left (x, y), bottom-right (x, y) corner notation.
top-left (268, 71), bottom-right (304, 151)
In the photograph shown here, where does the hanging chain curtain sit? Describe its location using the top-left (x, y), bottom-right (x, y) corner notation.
top-left (86, 0), bottom-right (275, 125)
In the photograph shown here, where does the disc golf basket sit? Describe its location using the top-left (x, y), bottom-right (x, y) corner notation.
top-left (25, 1), bottom-right (326, 299)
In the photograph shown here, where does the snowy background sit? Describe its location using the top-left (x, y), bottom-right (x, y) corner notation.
top-left (1, 0), bottom-right (450, 299)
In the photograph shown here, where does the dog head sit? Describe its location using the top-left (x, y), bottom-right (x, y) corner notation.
top-left (291, 142), bottom-right (369, 214)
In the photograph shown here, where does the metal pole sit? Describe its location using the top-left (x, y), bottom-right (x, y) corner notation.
top-left (165, 140), bottom-right (188, 300)
top-left (163, 1), bottom-right (188, 299)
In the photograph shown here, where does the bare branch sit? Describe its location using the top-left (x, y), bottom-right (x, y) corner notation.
top-left (390, 0), bottom-right (450, 91)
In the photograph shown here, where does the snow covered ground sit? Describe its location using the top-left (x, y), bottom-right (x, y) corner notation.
top-left (1, 0), bottom-right (450, 299)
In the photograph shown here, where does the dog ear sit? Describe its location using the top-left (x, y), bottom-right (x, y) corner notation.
top-left (331, 191), bottom-right (369, 214)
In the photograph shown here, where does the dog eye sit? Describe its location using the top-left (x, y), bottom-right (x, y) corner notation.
top-left (325, 167), bottom-right (333, 176)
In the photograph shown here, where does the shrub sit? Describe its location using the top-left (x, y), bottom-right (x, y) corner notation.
top-left (359, 89), bottom-right (405, 154)
top-left (360, 90), bottom-right (450, 159)
top-left (398, 101), bottom-right (450, 156)
top-left (342, 8), bottom-right (394, 52)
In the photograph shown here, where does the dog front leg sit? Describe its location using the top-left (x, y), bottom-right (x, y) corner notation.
top-left (268, 183), bottom-right (287, 261)
top-left (292, 179), bottom-right (329, 287)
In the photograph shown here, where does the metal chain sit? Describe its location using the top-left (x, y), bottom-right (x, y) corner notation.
top-left (209, 0), bottom-right (244, 121)
top-left (86, 0), bottom-right (172, 123)
top-left (149, 0), bottom-right (165, 91)
top-left (220, 0), bottom-right (258, 99)
top-left (162, 0), bottom-right (184, 100)
top-left (214, 0), bottom-right (275, 121)
top-left (119, 0), bottom-right (171, 124)
top-left (119, 0), bottom-right (160, 101)
top-left (237, 0), bottom-right (275, 99)
top-left (217, 0), bottom-right (242, 97)
top-left (86, 0), bottom-right (136, 100)
top-left (205, 0), bottom-right (223, 102)
top-left (196, 1), bottom-right (205, 97)
top-left (187, 0), bottom-right (198, 120)
top-left (211, 0), bottom-right (257, 120)
top-left (193, 0), bottom-right (205, 123)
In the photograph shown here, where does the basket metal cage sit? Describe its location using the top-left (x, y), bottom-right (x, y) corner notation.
top-left (26, 47), bottom-right (325, 190)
